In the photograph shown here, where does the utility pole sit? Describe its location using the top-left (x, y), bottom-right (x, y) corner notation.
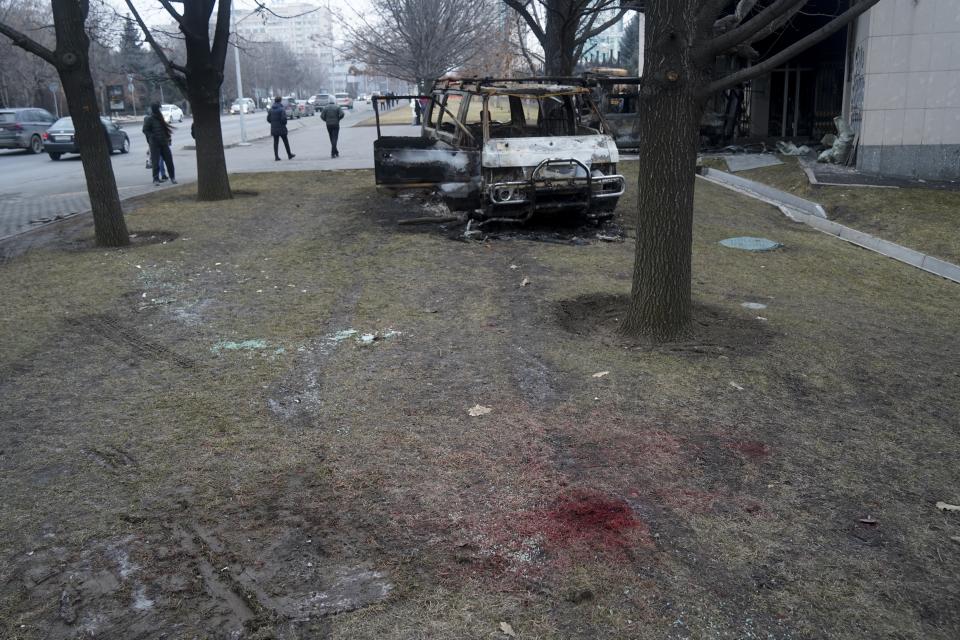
top-left (232, 3), bottom-right (249, 146)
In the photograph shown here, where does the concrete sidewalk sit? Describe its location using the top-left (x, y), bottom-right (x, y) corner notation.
top-left (0, 123), bottom-right (411, 243)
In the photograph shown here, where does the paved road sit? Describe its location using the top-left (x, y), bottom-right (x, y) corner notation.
top-left (0, 101), bottom-right (417, 240)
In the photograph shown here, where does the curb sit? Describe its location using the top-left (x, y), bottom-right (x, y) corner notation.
top-left (698, 169), bottom-right (960, 284)
top-left (698, 168), bottom-right (960, 284)
top-left (701, 167), bottom-right (828, 219)
top-left (181, 118), bottom-right (311, 151)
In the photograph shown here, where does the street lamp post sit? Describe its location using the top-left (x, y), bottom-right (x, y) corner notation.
top-left (232, 4), bottom-right (250, 146)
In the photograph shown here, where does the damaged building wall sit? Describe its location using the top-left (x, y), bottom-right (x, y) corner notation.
top-left (854, 0), bottom-right (960, 180)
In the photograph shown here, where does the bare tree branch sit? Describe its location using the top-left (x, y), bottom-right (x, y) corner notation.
top-left (342, 0), bottom-right (496, 85)
top-left (579, 7), bottom-right (628, 41)
top-left (0, 19), bottom-right (56, 66)
top-left (210, 0), bottom-right (232, 71)
top-left (504, 0), bottom-right (546, 43)
top-left (123, 0), bottom-right (187, 92)
top-left (702, 0), bottom-right (883, 96)
top-left (252, 1), bottom-right (322, 20)
top-left (697, 0), bottom-right (807, 61)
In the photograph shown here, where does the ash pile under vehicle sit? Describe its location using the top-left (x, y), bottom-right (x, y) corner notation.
top-left (373, 77), bottom-right (626, 223)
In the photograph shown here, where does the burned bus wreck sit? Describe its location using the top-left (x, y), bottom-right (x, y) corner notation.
top-left (372, 78), bottom-right (625, 222)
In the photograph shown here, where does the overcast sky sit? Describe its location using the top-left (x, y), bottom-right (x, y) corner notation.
top-left (122, 0), bottom-right (372, 28)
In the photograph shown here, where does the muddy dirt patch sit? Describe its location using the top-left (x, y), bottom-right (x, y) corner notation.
top-left (554, 293), bottom-right (774, 356)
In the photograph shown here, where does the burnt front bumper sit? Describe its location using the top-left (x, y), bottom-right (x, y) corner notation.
top-left (486, 158), bottom-right (625, 218)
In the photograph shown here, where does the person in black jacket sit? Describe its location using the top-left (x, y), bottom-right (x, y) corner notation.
top-left (143, 102), bottom-right (176, 186)
top-left (319, 98), bottom-right (343, 158)
top-left (267, 97), bottom-right (295, 161)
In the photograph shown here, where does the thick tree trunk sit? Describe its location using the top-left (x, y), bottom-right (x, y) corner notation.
top-left (189, 92), bottom-right (231, 201)
top-left (54, 0), bottom-right (129, 247)
top-left (619, 0), bottom-right (704, 341)
top-left (543, 0), bottom-right (577, 75)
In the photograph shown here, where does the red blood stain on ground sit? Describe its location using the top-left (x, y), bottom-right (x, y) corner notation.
top-left (726, 440), bottom-right (771, 461)
top-left (543, 491), bottom-right (646, 548)
top-left (539, 490), bottom-right (646, 550)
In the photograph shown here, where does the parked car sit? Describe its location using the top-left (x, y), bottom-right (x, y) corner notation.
top-left (230, 98), bottom-right (256, 115)
top-left (335, 93), bottom-right (353, 110)
top-left (309, 93), bottom-right (332, 106)
top-left (42, 116), bottom-right (130, 160)
top-left (0, 108), bottom-right (57, 154)
top-left (160, 104), bottom-right (184, 123)
top-left (373, 78), bottom-right (624, 221)
top-left (281, 97), bottom-right (300, 119)
top-left (296, 100), bottom-right (315, 117)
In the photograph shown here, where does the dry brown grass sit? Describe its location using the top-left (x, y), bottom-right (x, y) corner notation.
top-left (732, 156), bottom-right (960, 264)
top-left (0, 165), bottom-right (958, 639)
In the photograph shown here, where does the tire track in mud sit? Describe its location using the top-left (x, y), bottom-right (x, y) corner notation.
top-left (172, 524), bottom-right (262, 633)
top-left (66, 313), bottom-right (195, 369)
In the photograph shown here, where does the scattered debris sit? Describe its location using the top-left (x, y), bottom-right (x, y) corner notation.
top-left (596, 233), bottom-right (623, 242)
top-left (398, 215), bottom-right (460, 226)
top-left (729, 382), bottom-right (744, 391)
top-left (520, 277), bottom-right (531, 287)
top-left (468, 405), bottom-right (492, 417)
top-left (509, 264), bottom-right (519, 270)
top-left (211, 339), bottom-right (268, 353)
top-left (463, 219), bottom-right (482, 241)
top-left (324, 328), bottom-right (401, 348)
top-left (776, 141), bottom-right (811, 156)
top-left (741, 302), bottom-right (768, 310)
top-left (499, 621), bottom-right (516, 637)
top-left (328, 329), bottom-right (358, 343)
top-left (817, 116), bottom-right (855, 165)
top-left (592, 371), bottom-right (609, 378)
top-left (859, 517), bottom-right (878, 525)
top-left (936, 502), bottom-right (960, 512)
top-left (723, 153), bottom-right (783, 172)
top-left (719, 237), bottom-right (783, 252)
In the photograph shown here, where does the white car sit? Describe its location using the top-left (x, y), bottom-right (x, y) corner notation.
top-left (160, 104), bottom-right (183, 123)
top-left (230, 98), bottom-right (256, 114)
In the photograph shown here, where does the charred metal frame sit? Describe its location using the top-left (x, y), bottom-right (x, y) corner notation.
top-left (372, 77), bottom-right (628, 222)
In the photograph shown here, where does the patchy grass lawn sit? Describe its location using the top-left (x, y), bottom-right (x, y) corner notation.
top-left (734, 157), bottom-right (960, 264)
top-left (1, 165), bottom-right (959, 639)
top-left (354, 104), bottom-right (416, 127)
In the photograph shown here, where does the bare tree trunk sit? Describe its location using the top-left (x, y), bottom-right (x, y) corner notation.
top-left (188, 84), bottom-right (231, 201)
top-left (620, 91), bottom-right (702, 340)
top-left (543, 0), bottom-right (577, 75)
top-left (619, 0), bottom-right (703, 340)
top-left (5, 0), bottom-right (131, 247)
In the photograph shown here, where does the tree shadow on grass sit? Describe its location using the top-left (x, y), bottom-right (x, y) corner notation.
top-left (554, 293), bottom-right (775, 357)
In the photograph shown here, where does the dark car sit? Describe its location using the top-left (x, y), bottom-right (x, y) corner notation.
top-left (0, 108), bottom-right (57, 154)
top-left (43, 116), bottom-right (130, 160)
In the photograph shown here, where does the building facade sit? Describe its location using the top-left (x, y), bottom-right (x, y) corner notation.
top-left (851, 0), bottom-right (960, 180)
top-left (746, 0), bottom-right (959, 181)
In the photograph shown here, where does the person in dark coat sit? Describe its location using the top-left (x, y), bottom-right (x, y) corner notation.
top-left (142, 102), bottom-right (176, 186)
top-left (319, 98), bottom-right (343, 158)
top-left (267, 96), bottom-right (295, 161)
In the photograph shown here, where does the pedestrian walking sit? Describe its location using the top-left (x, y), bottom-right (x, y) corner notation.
top-left (412, 98), bottom-right (421, 126)
top-left (319, 98), bottom-right (343, 158)
top-left (143, 102), bottom-right (176, 186)
top-left (267, 96), bottom-right (295, 161)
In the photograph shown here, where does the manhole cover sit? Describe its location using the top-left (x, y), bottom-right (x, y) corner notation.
top-left (719, 237), bottom-right (782, 252)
